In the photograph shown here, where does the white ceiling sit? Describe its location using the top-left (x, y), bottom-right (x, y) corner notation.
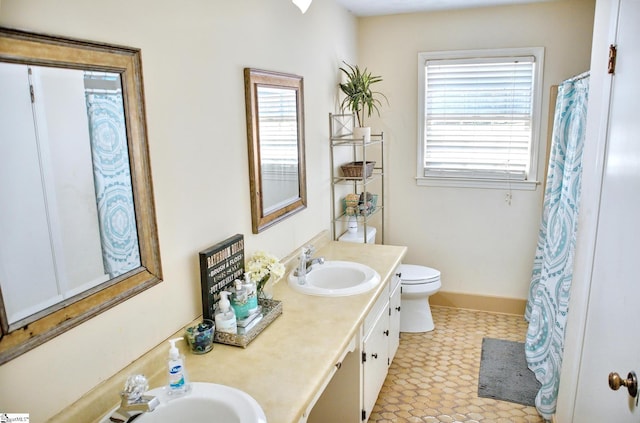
top-left (334, 0), bottom-right (559, 16)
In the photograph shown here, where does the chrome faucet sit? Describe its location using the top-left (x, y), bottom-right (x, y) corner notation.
top-left (294, 246), bottom-right (325, 284)
top-left (109, 374), bottom-right (159, 423)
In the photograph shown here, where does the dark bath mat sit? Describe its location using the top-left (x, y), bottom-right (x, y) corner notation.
top-left (477, 337), bottom-right (541, 407)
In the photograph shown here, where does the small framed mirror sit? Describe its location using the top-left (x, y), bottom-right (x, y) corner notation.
top-left (0, 27), bottom-right (162, 364)
top-left (244, 68), bottom-right (307, 233)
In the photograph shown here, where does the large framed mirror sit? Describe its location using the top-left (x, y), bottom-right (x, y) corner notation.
top-left (244, 68), bottom-right (307, 233)
top-left (0, 27), bottom-right (162, 364)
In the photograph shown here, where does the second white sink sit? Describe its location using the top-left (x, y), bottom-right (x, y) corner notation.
top-left (288, 260), bottom-right (381, 296)
top-left (100, 382), bottom-right (267, 423)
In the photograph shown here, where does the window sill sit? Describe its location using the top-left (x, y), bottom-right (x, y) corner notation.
top-left (415, 176), bottom-right (540, 191)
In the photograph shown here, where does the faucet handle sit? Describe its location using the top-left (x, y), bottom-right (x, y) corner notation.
top-left (303, 245), bottom-right (315, 257)
top-left (122, 374), bottom-right (149, 403)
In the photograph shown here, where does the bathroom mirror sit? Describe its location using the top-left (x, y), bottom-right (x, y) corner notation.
top-left (0, 27), bottom-right (162, 364)
top-left (244, 68), bottom-right (307, 233)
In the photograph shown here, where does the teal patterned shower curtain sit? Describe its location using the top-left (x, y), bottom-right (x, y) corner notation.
top-left (84, 73), bottom-right (141, 278)
top-left (525, 72), bottom-right (589, 420)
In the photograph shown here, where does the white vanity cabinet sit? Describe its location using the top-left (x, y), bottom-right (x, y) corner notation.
top-left (307, 267), bottom-right (402, 423)
top-left (362, 300), bottom-right (390, 418)
top-left (361, 268), bottom-right (401, 421)
top-left (388, 271), bottom-right (402, 362)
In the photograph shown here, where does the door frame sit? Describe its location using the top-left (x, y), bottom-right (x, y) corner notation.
top-left (555, 0), bottom-right (620, 420)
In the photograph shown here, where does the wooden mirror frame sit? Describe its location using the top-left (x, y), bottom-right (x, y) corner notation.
top-left (244, 68), bottom-right (307, 234)
top-left (0, 27), bottom-right (162, 364)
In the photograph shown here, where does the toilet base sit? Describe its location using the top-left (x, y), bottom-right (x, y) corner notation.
top-left (400, 296), bottom-right (435, 333)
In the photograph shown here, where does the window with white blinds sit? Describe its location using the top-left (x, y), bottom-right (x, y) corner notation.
top-left (418, 48), bottom-right (544, 189)
top-left (257, 85), bottom-right (299, 169)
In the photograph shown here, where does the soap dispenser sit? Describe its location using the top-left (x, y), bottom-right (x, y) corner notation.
top-left (231, 279), bottom-right (249, 320)
top-left (215, 291), bottom-right (237, 334)
top-left (243, 272), bottom-right (258, 315)
top-left (167, 337), bottom-right (190, 396)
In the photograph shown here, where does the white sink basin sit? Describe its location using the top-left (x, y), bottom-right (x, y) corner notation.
top-left (288, 260), bottom-right (380, 296)
top-left (101, 382), bottom-right (266, 423)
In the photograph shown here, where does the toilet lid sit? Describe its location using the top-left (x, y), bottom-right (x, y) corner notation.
top-left (398, 264), bottom-right (440, 285)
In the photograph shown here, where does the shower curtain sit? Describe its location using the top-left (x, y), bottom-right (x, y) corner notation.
top-left (525, 72), bottom-right (589, 420)
top-left (85, 74), bottom-right (141, 278)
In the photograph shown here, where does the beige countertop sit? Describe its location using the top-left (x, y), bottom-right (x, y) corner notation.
top-left (57, 238), bottom-right (407, 423)
top-left (182, 240), bottom-right (406, 423)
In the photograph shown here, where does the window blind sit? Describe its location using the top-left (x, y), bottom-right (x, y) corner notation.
top-left (423, 56), bottom-right (535, 180)
top-left (257, 86), bottom-right (299, 171)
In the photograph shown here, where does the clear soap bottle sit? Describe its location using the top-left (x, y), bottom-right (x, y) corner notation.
top-left (243, 272), bottom-right (258, 315)
top-left (167, 338), bottom-right (190, 396)
top-left (231, 279), bottom-right (249, 320)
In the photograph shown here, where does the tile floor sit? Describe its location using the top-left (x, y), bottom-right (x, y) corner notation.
top-left (370, 306), bottom-right (544, 423)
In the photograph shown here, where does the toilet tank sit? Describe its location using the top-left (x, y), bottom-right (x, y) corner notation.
top-left (338, 226), bottom-right (376, 244)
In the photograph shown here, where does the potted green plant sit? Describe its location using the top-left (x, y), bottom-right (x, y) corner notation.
top-left (338, 62), bottom-right (388, 141)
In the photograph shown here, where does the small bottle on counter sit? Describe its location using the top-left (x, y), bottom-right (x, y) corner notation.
top-left (167, 337), bottom-right (190, 396)
top-left (215, 291), bottom-right (237, 334)
top-left (243, 272), bottom-right (259, 315)
top-left (231, 279), bottom-right (249, 320)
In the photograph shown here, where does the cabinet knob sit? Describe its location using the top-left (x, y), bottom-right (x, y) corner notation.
top-left (395, 306), bottom-right (401, 312)
top-left (395, 272), bottom-right (402, 278)
top-left (372, 353), bottom-right (378, 359)
top-left (383, 330), bottom-right (389, 336)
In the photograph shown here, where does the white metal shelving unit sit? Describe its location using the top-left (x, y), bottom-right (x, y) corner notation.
top-left (329, 113), bottom-right (385, 244)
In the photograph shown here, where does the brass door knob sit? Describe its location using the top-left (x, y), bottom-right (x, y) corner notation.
top-left (609, 371), bottom-right (638, 398)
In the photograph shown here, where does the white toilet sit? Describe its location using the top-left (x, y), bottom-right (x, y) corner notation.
top-left (397, 264), bottom-right (441, 333)
top-left (338, 226), bottom-right (441, 332)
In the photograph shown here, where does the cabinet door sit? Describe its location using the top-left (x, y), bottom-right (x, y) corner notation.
top-left (362, 306), bottom-right (389, 419)
top-left (307, 348), bottom-right (361, 423)
top-left (388, 282), bottom-right (402, 364)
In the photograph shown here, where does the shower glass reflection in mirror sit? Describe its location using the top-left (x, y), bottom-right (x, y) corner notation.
top-left (0, 63), bottom-right (140, 326)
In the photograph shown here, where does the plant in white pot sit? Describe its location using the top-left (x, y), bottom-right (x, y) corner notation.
top-left (338, 62), bottom-right (388, 141)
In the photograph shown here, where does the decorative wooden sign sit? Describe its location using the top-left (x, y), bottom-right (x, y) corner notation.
top-left (199, 234), bottom-right (245, 320)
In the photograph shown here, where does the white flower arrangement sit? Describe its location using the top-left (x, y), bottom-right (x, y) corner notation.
top-left (246, 251), bottom-right (285, 294)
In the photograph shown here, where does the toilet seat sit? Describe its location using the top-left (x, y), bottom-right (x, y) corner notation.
top-left (398, 264), bottom-right (440, 285)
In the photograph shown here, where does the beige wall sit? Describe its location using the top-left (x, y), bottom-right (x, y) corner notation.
top-left (358, 0), bottom-right (595, 299)
top-left (0, 0), bottom-right (356, 420)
